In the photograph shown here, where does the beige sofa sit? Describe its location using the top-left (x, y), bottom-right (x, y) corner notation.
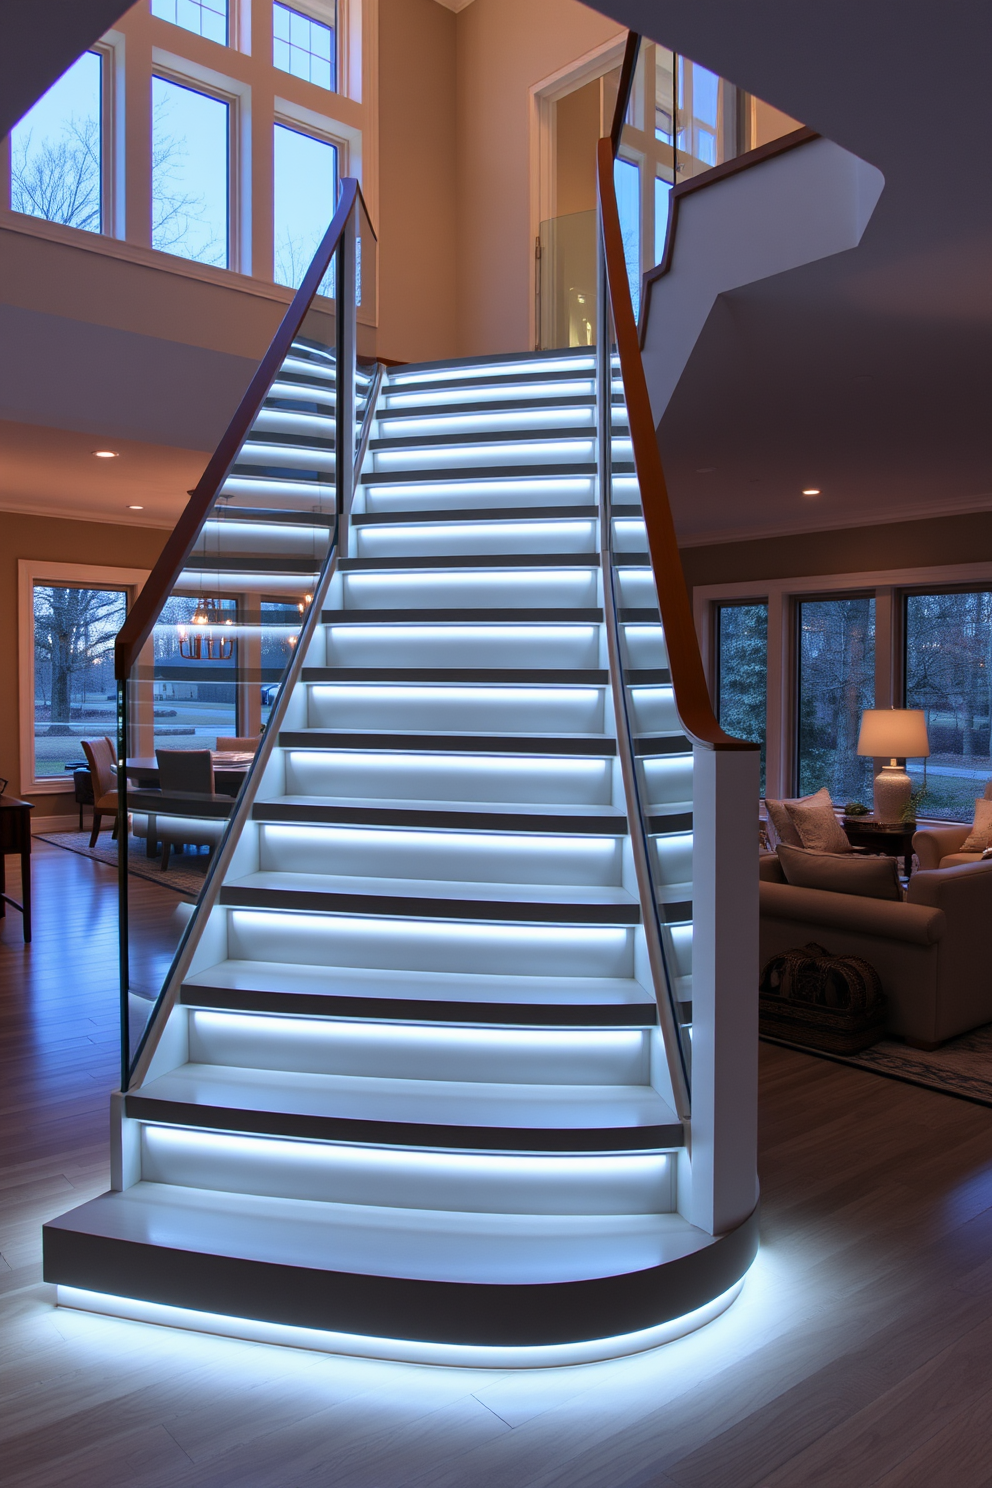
top-left (759, 854), bottom-right (992, 1047)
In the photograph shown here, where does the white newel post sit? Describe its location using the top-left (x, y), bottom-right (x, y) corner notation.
top-left (689, 743), bottom-right (761, 1235)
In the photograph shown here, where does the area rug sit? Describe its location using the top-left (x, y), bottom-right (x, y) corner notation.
top-left (761, 1025), bottom-right (992, 1109)
top-left (37, 830), bottom-right (205, 899)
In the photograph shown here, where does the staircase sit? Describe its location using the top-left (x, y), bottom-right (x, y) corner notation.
top-left (45, 348), bottom-right (758, 1364)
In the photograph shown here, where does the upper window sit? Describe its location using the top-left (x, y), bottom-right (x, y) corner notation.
top-left (613, 157), bottom-right (640, 319)
top-left (273, 122), bottom-right (337, 290)
top-left (274, 3), bottom-right (336, 92)
top-left (152, 76), bottom-right (230, 267)
top-left (151, 0), bottom-right (229, 47)
top-left (10, 50), bottom-right (103, 233)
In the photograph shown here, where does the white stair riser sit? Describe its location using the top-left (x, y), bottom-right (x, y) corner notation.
top-left (220, 477), bottom-right (338, 508)
top-left (629, 686), bottom-right (682, 735)
top-left (612, 517), bottom-right (648, 552)
top-left (388, 357), bottom-right (596, 387)
top-left (240, 444), bottom-right (337, 472)
top-left (641, 755), bottom-right (694, 808)
top-left (616, 570), bottom-right (660, 609)
top-left (254, 409), bottom-right (336, 439)
top-left (622, 624), bottom-right (670, 669)
top-left (226, 910), bottom-right (636, 978)
top-left (341, 570), bottom-right (600, 610)
top-left (194, 522), bottom-right (333, 559)
top-left (256, 823), bottom-right (624, 887)
top-left (666, 923), bottom-right (693, 979)
top-left (371, 438), bottom-right (632, 474)
top-left (651, 833), bottom-right (694, 891)
top-left (323, 623), bottom-right (601, 669)
top-left (139, 1127), bottom-right (676, 1215)
top-left (381, 379), bottom-right (602, 409)
top-left (187, 1011), bottom-right (651, 1085)
top-left (306, 682), bottom-right (606, 733)
top-left (282, 750), bottom-right (615, 805)
top-left (353, 520), bottom-right (598, 559)
top-left (362, 477), bottom-right (597, 513)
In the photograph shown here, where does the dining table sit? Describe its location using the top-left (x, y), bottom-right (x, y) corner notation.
top-left (121, 751), bottom-right (256, 797)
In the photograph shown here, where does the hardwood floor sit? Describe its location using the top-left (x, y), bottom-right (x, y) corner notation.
top-left (4, 841), bottom-right (992, 1486)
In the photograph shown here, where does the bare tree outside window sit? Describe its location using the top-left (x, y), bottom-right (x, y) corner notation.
top-left (33, 585), bottom-right (126, 777)
top-left (905, 590), bottom-right (992, 821)
top-left (10, 50), bottom-right (103, 233)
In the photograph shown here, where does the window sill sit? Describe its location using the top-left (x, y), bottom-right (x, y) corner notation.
top-left (0, 211), bottom-right (378, 325)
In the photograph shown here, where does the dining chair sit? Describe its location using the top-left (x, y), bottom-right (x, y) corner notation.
top-left (214, 737), bottom-right (261, 753)
top-left (81, 737), bottom-right (119, 847)
top-left (154, 749), bottom-right (225, 870)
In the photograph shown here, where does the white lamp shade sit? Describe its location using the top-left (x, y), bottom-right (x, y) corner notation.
top-left (857, 708), bottom-right (930, 758)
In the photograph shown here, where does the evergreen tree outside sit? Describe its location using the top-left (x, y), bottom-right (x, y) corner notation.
top-left (797, 597), bottom-right (875, 803)
top-left (716, 603), bottom-right (767, 794)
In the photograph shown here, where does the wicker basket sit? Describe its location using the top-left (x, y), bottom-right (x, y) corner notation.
top-left (759, 941), bottom-right (887, 1054)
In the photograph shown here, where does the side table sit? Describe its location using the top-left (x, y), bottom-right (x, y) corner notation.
top-left (0, 794), bottom-right (34, 942)
top-left (842, 818), bottom-right (915, 878)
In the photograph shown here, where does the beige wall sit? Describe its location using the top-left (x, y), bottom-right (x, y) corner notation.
top-left (454, 0), bottom-right (622, 358)
top-left (680, 510), bottom-right (992, 594)
top-left (2, 512), bottom-right (168, 822)
top-left (376, 0), bottom-right (458, 364)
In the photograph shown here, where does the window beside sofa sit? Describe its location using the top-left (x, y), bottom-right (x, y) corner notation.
top-left (696, 567), bottom-right (992, 823)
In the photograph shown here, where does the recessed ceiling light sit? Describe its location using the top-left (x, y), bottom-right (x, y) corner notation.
top-left (802, 487), bottom-right (821, 496)
top-left (93, 449), bottom-right (119, 459)
top-left (696, 466), bottom-right (716, 474)
top-left (127, 504), bottom-right (144, 510)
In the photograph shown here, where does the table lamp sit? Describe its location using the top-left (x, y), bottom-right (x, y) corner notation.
top-left (857, 708), bottom-right (930, 823)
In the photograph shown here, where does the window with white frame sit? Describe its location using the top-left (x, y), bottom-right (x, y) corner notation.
top-left (151, 0), bottom-right (229, 47)
top-left (152, 75), bottom-right (231, 266)
top-left (273, 3), bottom-right (336, 92)
top-left (10, 50), bottom-right (105, 233)
top-left (18, 562), bottom-right (147, 795)
top-left (273, 121), bottom-right (338, 290)
top-left (698, 567), bottom-right (992, 822)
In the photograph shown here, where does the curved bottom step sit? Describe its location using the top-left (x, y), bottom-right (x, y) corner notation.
top-left (45, 1186), bottom-right (758, 1353)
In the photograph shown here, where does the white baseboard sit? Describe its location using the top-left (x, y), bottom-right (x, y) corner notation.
top-left (32, 814), bottom-right (81, 835)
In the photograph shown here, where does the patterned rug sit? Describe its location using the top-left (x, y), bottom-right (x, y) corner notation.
top-left (761, 1025), bottom-right (992, 1108)
top-left (37, 830), bottom-right (204, 900)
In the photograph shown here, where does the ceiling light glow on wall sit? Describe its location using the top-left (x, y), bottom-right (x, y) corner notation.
top-left (128, 505), bottom-right (144, 510)
top-left (93, 450), bottom-right (119, 458)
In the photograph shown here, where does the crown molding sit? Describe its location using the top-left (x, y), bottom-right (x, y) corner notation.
top-left (433, 0), bottom-right (475, 11)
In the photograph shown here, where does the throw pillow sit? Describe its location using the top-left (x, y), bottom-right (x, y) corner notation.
top-left (784, 788), bottom-right (852, 855)
top-left (765, 793), bottom-right (814, 847)
top-left (960, 797), bottom-right (992, 852)
top-left (777, 843), bottom-right (903, 901)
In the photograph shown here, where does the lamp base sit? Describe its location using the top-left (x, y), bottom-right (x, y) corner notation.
top-left (874, 763), bottom-right (912, 825)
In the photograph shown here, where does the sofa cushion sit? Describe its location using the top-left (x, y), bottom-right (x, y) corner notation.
top-left (777, 843), bottom-right (902, 900)
top-left (959, 797), bottom-right (992, 852)
top-left (784, 791), bottom-right (853, 854)
top-left (938, 852), bottom-right (985, 869)
top-left (766, 787), bottom-right (844, 849)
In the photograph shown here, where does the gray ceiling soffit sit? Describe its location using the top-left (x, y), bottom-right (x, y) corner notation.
top-left (0, 0), bottom-right (136, 139)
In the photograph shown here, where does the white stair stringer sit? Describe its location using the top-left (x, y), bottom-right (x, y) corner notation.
top-left (45, 349), bottom-right (758, 1363)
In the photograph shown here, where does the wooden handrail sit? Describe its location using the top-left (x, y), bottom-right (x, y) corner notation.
top-left (598, 135), bottom-right (754, 752)
top-left (639, 126), bottom-right (819, 343)
top-left (115, 176), bottom-right (374, 679)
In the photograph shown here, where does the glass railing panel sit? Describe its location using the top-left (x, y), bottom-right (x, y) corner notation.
top-left (117, 189), bottom-right (371, 1077)
top-left (538, 209), bottom-right (597, 350)
top-left (604, 450), bottom-right (695, 1082)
